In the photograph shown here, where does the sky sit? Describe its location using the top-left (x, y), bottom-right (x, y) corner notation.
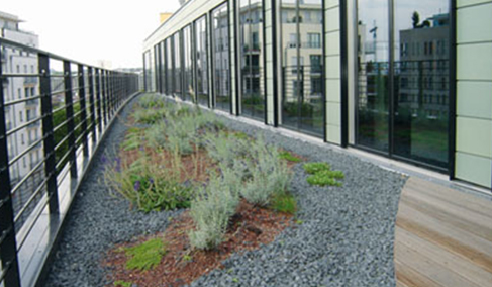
top-left (1, 0), bottom-right (181, 69)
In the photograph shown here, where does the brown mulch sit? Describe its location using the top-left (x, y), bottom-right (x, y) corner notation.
top-left (103, 199), bottom-right (292, 287)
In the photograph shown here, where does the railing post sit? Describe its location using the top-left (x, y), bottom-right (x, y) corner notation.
top-left (38, 53), bottom-right (59, 214)
top-left (88, 67), bottom-right (96, 144)
top-left (78, 65), bottom-right (89, 158)
top-left (63, 61), bottom-right (77, 179)
top-left (0, 45), bottom-right (21, 287)
top-left (95, 68), bottom-right (102, 133)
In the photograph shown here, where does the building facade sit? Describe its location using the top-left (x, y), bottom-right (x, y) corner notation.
top-left (1, 11), bottom-right (44, 226)
top-left (142, 0), bottom-right (492, 190)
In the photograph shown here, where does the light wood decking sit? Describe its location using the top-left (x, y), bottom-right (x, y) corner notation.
top-left (395, 177), bottom-right (492, 287)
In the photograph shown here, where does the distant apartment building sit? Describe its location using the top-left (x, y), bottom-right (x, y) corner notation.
top-left (1, 10), bottom-right (43, 226)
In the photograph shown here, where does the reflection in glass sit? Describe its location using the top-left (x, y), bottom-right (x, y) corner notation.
top-left (143, 51), bottom-right (152, 91)
top-left (393, 1), bottom-right (450, 168)
top-left (356, 0), bottom-right (450, 169)
top-left (166, 38), bottom-right (173, 95)
top-left (212, 3), bottom-right (230, 112)
top-left (280, 0), bottom-right (324, 136)
top-left (357, 0), bottom-right (390, 152)
top-left (239, 0), bottom-right (265, 120)
top-left (195, 16), bottom-right (209, 106)
top-left (173, 32), bottom-right (182, 98)
top-left (160, 41), bottom-right (166, 95)
top-left (183, 25), bottom-right (195, 102)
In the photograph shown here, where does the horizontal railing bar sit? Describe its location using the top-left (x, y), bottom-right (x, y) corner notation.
top-left (10, 160), bottom-right (45, 196)
top-left (55, 150), bottom-right (72, 172)
top-left (7, 137), bottom-right (44, 167)
top-left (52, 118), bottom-right (70, 134)
top-left (0, 74), bottom-right (40, 78)
top-left (3, 95), bottom-right (43, 107)
top-left (54, 131), bottom-right (74, 152)
top-left (13, 179), bottom-right (47, 224)
top-left (73, 117), bottom-right (88, 132)
top-left (5, 116), bottom-right (43, 137)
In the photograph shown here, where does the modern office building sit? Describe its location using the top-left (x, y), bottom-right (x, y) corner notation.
top-left (142, 0), bottom-right (492, 190)
top-left (0, 11), bottom-right (44, 225)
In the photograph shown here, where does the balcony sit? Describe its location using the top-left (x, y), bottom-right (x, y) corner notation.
top-left (286, 41), bottom-right (321, 49)
top-left (23, 77), bottom-right (37, 85)
top-left (0, 37), bottom-right (139, 287)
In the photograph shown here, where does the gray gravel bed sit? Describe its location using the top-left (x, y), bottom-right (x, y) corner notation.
top-left (44, 96), bottom-right (184, 287)
top-left (44, 95), bottom-right (407, 287)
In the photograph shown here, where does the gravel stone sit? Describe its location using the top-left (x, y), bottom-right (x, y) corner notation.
top-left (44, 95), bottom-right (407, 287)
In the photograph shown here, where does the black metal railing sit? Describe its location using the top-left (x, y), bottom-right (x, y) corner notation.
top-left (0, 38), bottom-right (139, 287)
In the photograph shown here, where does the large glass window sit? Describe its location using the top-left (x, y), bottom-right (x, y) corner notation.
top-left (238, 0), bottom-right (265, 120)
top-left (280, 0), bottom-right (324, 136)
top-left (166, 38), bottom-right (173, 95)
top-left (356, 0), bottom-right (390, 152)
top-left (212, 2), bottom-right (231, 112)
top-left (357, 0), bottom-right (450, 169)
top-left (183, 25), bottom-right (195, 102)
top-left (195, 16), bottom-right (209, 106)
top-left (173, 32), bottom-right (182, 98)
top-left (160, 41), bottom-right (166, 95)
top-left (154, 44), bottom-right (161, 93)
top-left (143, 51), bottom-right (152, 92)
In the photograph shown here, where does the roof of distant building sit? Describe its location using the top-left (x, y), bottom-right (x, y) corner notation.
top-left (0, 10), bottom-right (24, 23)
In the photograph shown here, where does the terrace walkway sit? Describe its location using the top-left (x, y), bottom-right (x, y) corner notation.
top-left (394, 177), bottom-right (492, 287)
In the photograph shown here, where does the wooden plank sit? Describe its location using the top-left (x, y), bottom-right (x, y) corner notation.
top-left (395, 260), bottom-right (442, 287)
top-left (395, 239), bottom-right (482, 287)
top-left (396, 204), bottom-right (492, 273)
top-left (401, 192), bottom-right (492, 241)
top-left (405, 177), bottom-right (492, 217)
top-left (396, 226), bottom-right (492, 287)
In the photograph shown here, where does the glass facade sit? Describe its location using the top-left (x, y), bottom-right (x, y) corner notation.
top-left (238, 0), bottom-right (265, 120)
top-left (195, 16), bottom-right (209, 106)
top-left (143, 0), bottom-right (456, 177)
top-left (279, 0), bottom-right (324, 136)
top-left (183, 25), bottom-right (195, 102)
top-left (212, 2), bottom-right (231, 112)
top-left (357, 0), bottom-right (450, 169)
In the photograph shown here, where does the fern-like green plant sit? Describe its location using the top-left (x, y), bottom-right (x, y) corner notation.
top-left (124, 238), bottom-right (166, 271)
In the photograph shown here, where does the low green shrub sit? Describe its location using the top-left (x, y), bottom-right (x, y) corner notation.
top-left (132, 107), bottom-right (167, 124)
top-left (125, 237), bottom-right (166, 271)
top-left (204, 131), bottom-right (251, 168)
top-left (114, 280), bottom-right (132, 287)
top-left (240, 137), bottom-right (291, 206)
top-left (303, 162), bottom-right (331, 174)
top-left (188, 170), bottom-right (240, 250)
top-left (138, 94), bottom-right (166, 109)
top-left (270, 192), bottom-right (297, 214)
top-left (306, 169), bottom-right (344, 187)
top-left (120, 127), bottom-right (143, 152)
top-left (279, 151), bottom-right (302, 163)
top-left (105, 155), bottom-right (193, 212)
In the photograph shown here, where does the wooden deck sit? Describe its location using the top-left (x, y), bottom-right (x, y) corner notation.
top-left (395, 177), bottom-right (492, 287)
